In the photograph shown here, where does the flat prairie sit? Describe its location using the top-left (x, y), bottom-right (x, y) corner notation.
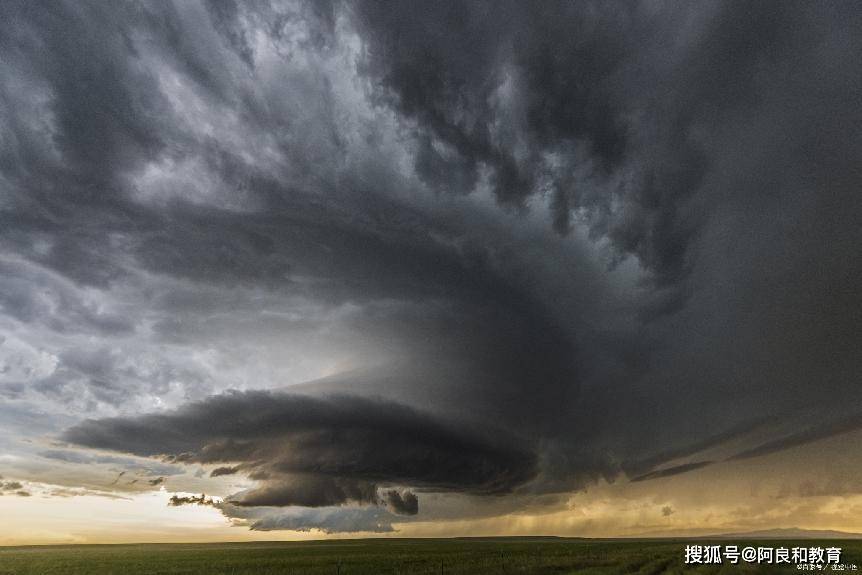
top-left (1, 537), bottom-right (859, 574)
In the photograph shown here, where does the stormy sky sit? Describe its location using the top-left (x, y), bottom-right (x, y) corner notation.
top-left (1, 0), bottom-right (861, 540)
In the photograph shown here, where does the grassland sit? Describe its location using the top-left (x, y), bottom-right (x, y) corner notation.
top-left (1, 537), bottom-right (859, 575)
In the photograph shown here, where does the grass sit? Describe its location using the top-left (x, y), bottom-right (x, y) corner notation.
top-left (0, 537), bottom-right (859, 574)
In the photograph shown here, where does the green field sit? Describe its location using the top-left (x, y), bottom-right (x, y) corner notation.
top-left (1, 538), bottom-right (859, 574)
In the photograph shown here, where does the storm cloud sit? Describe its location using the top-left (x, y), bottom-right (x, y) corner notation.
top-left (65, 390), bottom-right (537, 511)
top-left (2, 0), bottom-right (861, 532)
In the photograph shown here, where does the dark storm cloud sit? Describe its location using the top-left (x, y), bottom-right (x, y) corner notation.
top-left (3, 0), bottom-right (861, 532)
top-left (351, 0), bottom-right (698, 285)
top-left (352, 0), bottom-right (862, 302)
top-left (233, 480), bottom-right (418, 516)
top-left (230, 475), bottom-right (380, 508)
top-left (65, 390), bottom-right (537, 510)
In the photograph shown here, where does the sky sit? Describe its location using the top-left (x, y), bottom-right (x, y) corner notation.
top-left (0, 0), bottom-right (861, 545)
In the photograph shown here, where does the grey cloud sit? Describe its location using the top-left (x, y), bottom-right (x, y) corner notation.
top-left (352, 0), bottom-right (862, 309)
top-left (38, 450), bottom-right (97, 465)
top-left (209, 466), bottom-right (240, 478)
top-left (0, 260), bottom-right (134, 336)
top-left (39, 449), bottom-right (183, 477)
top-left (65, 391), bottom-right (537, 503)
top-left (351, 1), bottom-right (694, 286)
top-left (48, 487), bottom-right (130, 500)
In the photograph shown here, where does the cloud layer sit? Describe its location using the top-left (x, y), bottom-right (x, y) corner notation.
top-left (66, 390), bottom-right (536, 512)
